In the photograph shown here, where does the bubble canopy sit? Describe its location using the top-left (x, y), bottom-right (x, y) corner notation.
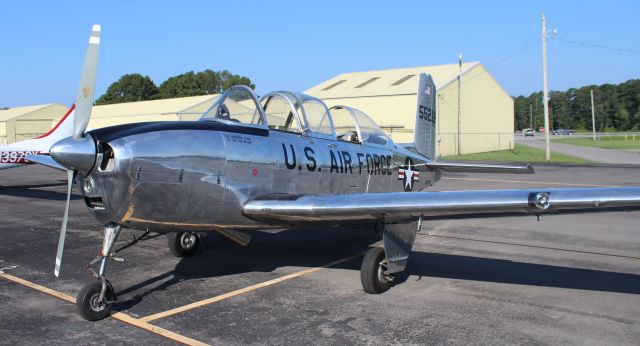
top-left (200, 85), bottom-right (393, 146)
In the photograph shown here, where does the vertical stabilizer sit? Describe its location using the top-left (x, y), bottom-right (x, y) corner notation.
top-left (413, 73), bottom-right (436, 160)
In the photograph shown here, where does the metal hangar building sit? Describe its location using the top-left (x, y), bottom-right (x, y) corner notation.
top-left (305, 63), bottom-right (514, 157)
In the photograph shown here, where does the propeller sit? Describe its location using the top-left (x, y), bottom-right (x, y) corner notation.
top-left (54, 24), bottom-right (101, 277)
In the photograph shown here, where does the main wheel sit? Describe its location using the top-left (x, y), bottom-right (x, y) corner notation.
top-left (360, 247), bottom-right (393, 294)
top-left (76, 280), bottom-right (115, 321)
top-left (167, 231), bottom-right (199, 257)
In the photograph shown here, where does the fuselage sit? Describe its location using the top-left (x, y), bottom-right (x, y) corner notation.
top-left (80, 121), bottom-right (439, 232)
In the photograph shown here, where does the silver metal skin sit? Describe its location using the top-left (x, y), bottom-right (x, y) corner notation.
top-left (413, 74), bottom-right (437, 159)
top-left (49, 135), bottom-right (96, 173)
top-left (242, 187), bottom-right (640, 223)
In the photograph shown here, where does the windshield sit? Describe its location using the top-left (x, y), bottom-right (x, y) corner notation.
top-left (351, 108), bottom-right (390, 146)
top-left (302, 99), bottom-right (333, 136)
top-left (200, 86), bottom-right (265, 126)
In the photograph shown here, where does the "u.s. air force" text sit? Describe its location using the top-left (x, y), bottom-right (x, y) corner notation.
top-left (281, 144), bottom-right (392, 175)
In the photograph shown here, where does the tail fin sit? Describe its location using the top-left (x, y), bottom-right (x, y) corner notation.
top-left (2, 104), bottom-right (75, 152)
top-left (413, 73), bottom-right (436, 160)
top-left (36, 104), bottom-right (76, 143)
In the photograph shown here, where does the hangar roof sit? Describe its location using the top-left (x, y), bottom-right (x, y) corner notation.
top-left (0, 103), bottom-right (67, 122)
top-left (305, 62), bottom-right (480, 99)
top-left (90, 94), bottom-right (219, 120)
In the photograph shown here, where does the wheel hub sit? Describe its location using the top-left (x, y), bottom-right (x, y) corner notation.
top-left (89, 293), bottom-right (107, 312)
top-left (180, 233), bottom-right (196, 250)
top-left (377, 259), bottom-right (394, 283)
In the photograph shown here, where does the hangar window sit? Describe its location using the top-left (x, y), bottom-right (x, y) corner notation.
top-left (321, 80), bottom-right (346, 91)
top-left (355, 77), bottom-right (380, 88)
top-left (391, 74), bottom-right (415, 86)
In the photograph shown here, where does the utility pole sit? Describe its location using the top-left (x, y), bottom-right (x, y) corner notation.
top-left (590, 89), bottom-right (596, 141)
top-left (457, 52), bottom-right (462, 156)
top-left (542, 13), bottom-right (551, 161)
top-left (530, 104), bottom-right (533, 129)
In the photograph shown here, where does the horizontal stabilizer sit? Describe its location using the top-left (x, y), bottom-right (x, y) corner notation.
top-left (426, 161), bottom-right (534, 174)
top-left (25, 155), bottom-right (66, 171)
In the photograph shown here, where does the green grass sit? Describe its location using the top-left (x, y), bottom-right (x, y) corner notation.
top-left (443, 144), bottom-right (592, 163)
top-left (553, 135), bottom-right (640, 150)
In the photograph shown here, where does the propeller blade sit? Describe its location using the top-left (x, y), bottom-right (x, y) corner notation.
top-left (54, 169), bottom-right (75, 277)
top-left (73, 24), bottom-right (101, 139)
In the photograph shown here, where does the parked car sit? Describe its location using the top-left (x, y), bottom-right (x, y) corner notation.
top-left (552, 128), bottom-right (575, 135)
top-left (524, 129), bottom-right (535, 137)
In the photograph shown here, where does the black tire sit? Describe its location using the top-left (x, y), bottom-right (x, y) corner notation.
top-left (167, 231), bottom-right (199, 257)
top-left (360, 247), bottom-right (393, 294)
top-left (76, 280), bottom-right (115, 321)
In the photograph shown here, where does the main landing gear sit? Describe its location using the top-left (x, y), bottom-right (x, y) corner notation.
top-left (359, 219), bottom-right (421, 295)
top-left (360, 247), bottom-right (393, 294)
top-left (76, 223), bottom-right (121, 321)
top-left (167, 231), bottom-right (200, 257)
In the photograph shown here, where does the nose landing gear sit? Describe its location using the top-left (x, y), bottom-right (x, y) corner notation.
top-left (76, 223), bottom-right (121, 321)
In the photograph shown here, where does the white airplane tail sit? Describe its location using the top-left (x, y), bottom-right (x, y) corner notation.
top-left (0, 104), bottom-right (75, 168)
top-left (413, 73), bottom-right (437, 160)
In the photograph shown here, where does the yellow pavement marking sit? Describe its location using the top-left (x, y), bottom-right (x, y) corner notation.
top-left (0, 273), bottom-right (75, 303)
top-left (0, 273), bottom-right (208, 346)
top-left (443, 176), bottom-right (619, 188)
top-left (140, 252), bottom-right (364, 323)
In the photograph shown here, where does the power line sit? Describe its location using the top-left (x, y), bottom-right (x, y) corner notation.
top-left (440, 39), bottom-right (541, 97)
top-left (553, 37), bottom-right (640, 54)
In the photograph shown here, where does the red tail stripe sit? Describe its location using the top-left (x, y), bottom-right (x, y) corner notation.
top-left (36, 103), bottom-right (76, 139)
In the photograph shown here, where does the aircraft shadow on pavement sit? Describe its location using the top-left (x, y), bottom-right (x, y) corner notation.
top-left (114, 226), bottom-right (640, 311)
top-left (395, 252), bottom-right (640, 295)
top-left (0, 182), bottom-right (82, 201)
top-left (114, 226), bottom-right (377, 310)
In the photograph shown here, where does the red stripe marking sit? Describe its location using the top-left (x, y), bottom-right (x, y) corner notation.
top-left (36, 103), bottom-right (75, 139)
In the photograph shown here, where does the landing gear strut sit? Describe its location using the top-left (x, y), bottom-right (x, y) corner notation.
top-left (76, 223), bottom-right (121, 321)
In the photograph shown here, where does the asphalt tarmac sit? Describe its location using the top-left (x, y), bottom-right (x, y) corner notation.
top-left (0, 164), bottom-right (639, 345)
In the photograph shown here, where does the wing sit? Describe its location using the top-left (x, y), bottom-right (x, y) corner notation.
top-left (242, 187), bottom-right (640, 224)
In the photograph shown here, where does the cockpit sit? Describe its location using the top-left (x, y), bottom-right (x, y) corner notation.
top-left (200, 85), bottom-right (393, 147)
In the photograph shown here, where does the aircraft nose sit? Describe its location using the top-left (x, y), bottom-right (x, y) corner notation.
top-left (50, 135), bottom-right (97, 173)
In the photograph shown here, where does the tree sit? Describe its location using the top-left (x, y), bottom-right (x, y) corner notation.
top-left (158, 69), bottom-right (254, 98)
top-left (96, 74), bottom-right (159, 105)
top-left (218, 70), bottom-right (255, 91)
top-left (158, 71), bottom-right (202, 98)
top-left (513, 78), bottom-right (640, 132)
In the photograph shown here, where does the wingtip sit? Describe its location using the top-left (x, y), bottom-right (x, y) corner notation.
top-left (526, 164), bottom-right (535, 174)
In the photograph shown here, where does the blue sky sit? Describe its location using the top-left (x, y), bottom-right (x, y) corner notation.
top-left (1, 0), bottom-right (639, 107)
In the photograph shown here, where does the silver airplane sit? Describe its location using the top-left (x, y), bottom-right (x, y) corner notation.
top-left (27, 25), bottom-right (640, 321)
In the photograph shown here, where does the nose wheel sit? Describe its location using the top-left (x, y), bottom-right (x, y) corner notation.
top-left (76, 280), bottom-right (115, 321)
top-left (167, 231), bottom-right (200, 257)
top-left (360, 247), bottom-right (393, 294)
top-left (76, 223), bottom-right (122, 321)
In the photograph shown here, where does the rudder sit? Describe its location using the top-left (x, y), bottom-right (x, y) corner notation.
top-left (413, 73), bottom-right (436, 160)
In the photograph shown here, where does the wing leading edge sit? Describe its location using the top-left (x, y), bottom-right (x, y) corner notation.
top-left (243, 187), bottom-right (640, 224)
